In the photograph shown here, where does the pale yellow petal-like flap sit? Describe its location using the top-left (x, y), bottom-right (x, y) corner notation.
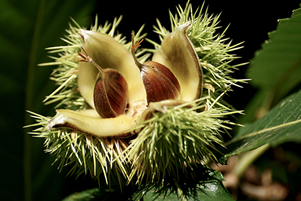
top-left (152, 22), bottom-right (203, 101)
top-left (77, 61), bottom-right (98, 108)
top-left (77, 29), bottom-right (146, 110)
top-left (48, 109), bottom-right (138, 137)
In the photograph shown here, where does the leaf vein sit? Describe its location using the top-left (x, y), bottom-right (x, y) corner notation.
top-left (231, 118), bottom-right (301, 143)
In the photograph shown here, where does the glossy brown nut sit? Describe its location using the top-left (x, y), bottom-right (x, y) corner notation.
top-left (94, 68), bottom-right (128, 118)
top-left (140, 61), bottom-right (180, 103)
top-left (131, 35), bottom-right (181, 104)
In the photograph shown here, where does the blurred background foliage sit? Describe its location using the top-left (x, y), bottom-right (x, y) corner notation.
top-left (1, 0), bottom-right (301, 200)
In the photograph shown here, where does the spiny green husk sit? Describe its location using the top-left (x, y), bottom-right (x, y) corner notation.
top-left (149, 2), bottom-right (248, 96)
top-left (27, 1), bottom-right (246, 190)
top-left (126, 97), bottom-right (242, 185)
top-left (29, 15), bottom-right (148, 187)
top-left (40, 16), bottom-right (149, 109)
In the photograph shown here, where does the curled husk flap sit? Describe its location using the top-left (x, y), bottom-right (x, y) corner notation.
top-left (48, 109), bottom-right (137, 138)
top-left (48, 22), bottom-right (203, 138)
top-left (152, 22), bottom-right (203, 101)
top-left (77, 29), bottom-right (147, 111)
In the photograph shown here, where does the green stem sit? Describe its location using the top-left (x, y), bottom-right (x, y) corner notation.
top-left (24, 1), bottom-right (45, 201)
top-left (233, 144), bottom-right (270, 178)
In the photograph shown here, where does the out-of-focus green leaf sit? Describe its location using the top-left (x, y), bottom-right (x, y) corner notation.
top-left (240, 5), bottom-right (301, 123)
top-left (62, 188), bottom-right (101, 201)
top-left (221, 89), bottom-right (301, 163)
top-left (0, 0), bottom-right (95, 200)
top-left (62, 185), bottom-right (135, 201)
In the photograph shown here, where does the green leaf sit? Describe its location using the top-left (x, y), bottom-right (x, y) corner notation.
top-left (61, 167), bottom-right (235, 201)
top-left (132, 166), bottom-right (234, 201)
top-left (241, 5), bottom-right (301, 123)
top-left (0, 0), bottom-right (95, 200)
top-left (60, 168), bottom-right (235, 201)
top-left (222, 89), bottom-right (301, 161)
top-left (141, 181), bottom-right (235, 201)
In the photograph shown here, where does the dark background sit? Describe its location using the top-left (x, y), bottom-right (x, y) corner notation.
top-left (0, 0), bottom-right (300, 200)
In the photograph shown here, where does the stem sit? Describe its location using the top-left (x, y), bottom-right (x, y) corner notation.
top-left (131, 33), bottom-right (143, 70)
top-left (90, 59), bottom-right (104, 78)
top-left (231, 60), bottom-right (301, 180)
top-left (24, 1), bottom-right (46, 201)
top-left (233, 144), bottom-right (270, 178)
top-left (78, 48), bottom-right (104, 78)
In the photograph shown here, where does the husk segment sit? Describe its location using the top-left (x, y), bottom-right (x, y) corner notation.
top-left (26, 111), bottom-right (131, 189)
top-left (77, 29), bottom-right (146, 109)
top-left (30, 16), bottom-right (149, 185)
top-left (40, 16), bottom-right (149, 110)
top-left (149, 1), bottom-right (248, 106)
top-left (152, 22), bottom-right (203, 101)
top-left (27, 1), bottom-right (246, 190)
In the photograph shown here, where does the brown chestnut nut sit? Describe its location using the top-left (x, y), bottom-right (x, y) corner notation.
top-left (131, 34), bottom-right (181, 104)
top-left (78, 48), bottom-right (128, 118)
